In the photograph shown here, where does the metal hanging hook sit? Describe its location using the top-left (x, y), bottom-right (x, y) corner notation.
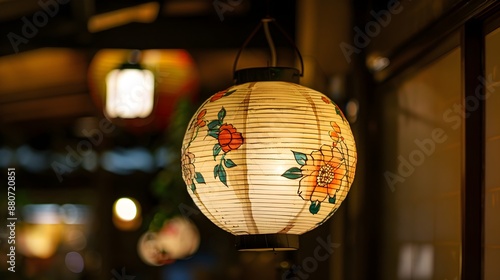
top-left (232, 17), bottom-right (305, 78)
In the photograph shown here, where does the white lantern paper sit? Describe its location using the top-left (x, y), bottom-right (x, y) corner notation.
top-left (181, 80), bottom-right (356, 249)
top-left (105, 68), bottom-right (155, 118)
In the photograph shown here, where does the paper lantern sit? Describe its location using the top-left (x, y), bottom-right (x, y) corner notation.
top-left (105, 67), bottom-right (155, 118)
top-left (137, 217), bottom-right (200, 266)
top-left (181, 68), bottom-right (357, 250)
top-left (88, 49), bottom-right (199, 133)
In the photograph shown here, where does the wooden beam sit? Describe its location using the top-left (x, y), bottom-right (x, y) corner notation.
top-left (461, 18), bottom-right (485, 280)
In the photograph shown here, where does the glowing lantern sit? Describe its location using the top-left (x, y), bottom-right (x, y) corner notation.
top-left (137, 217), bottom-right (200, 265)
top-left (88, 49), bottom-right (199, 132)
top-left (181, 66), bottom-right (357, 250)
top-left (105, 66), bottom-right (155, 118)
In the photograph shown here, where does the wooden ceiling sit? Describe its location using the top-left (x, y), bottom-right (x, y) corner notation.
top-left (0, 0), bottom-right (296, 54)
top-left (0, 0), bottom-right (297, 127)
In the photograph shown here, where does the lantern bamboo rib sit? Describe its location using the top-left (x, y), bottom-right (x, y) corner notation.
top-left (237, 88), bottom-right (259, 233)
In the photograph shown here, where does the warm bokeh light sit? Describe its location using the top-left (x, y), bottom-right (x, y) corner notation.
top-left (17, 204), bottom-right (92, 260)
top-left (113, 197), bottom-right (142, 231)
top-left (18, 204), bottom-right (64, 259)
top-left (18, 223), bottom-right (63, 259)
top-left (114, 197), bottom-right (138, 221)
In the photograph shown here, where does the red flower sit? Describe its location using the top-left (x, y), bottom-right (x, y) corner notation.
top-left (195, 109), bottom-right (206, 127)
top-left (218, 124), bottom-right (243, 152)
top-left (322, 96), bottom-right (331, 104)
top-left (210, 90), bottom-right (226, 102)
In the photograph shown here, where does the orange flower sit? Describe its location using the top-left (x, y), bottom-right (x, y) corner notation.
top-left (218, 124), bottom-right (243, 152)
top-left (329, 121), bottom-right (342, 144)
top-left (210, 90), bottom-right (226, 102)
top-left (298, 145), bottom-right (346, 203)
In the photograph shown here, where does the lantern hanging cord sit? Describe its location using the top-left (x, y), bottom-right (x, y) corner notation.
top-left (128, 49), bottom-right (141, 64)
top-left (262, 18), bottom-right (277, 67)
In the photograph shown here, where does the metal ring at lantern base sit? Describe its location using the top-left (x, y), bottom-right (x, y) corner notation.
top-left (234, 67), bottom-right (300, 85)
top-left (235, 234), bottom-right (299, 251)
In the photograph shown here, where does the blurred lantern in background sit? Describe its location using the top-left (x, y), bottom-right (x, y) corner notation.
top-left (88, 49), bottom-right (199, 133)
top-left (137, 216), bottom-right (200, 266)
top-left (105, 50), bottom-right (155, 119)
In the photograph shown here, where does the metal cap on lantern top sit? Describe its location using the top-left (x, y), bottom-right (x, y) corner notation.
top-left (233, 67), bottom-right (300, 84)
top-left (181, 17), bottom-right (357, 251)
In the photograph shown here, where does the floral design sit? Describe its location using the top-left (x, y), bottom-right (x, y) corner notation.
top-left (181, 103), bottom-right (243, 190)
top-left (182, 109), bottom-right (209, 193)
top-left (299, 145), bottom-right (346, 213)
top-left (329, 121), bottom-right (343, 145)
top-left (321, 96), bottom-right (346, 123)
top-left (282, 118), bottom-right (351, 215)
top-left (206, 107), bottom-right (243, 186)
top-left (181, 150), bottom-right (205, 193)
top-left (218, 124), bottom-right (244, 152)
top-left (210, 89), bottom-right (236, 102)
top-left (194, 109), bottom-right (207, 128)
top-left (334, 105), bottom-right (347, 123)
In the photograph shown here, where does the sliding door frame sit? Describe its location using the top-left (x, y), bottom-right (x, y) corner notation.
top-left (369, 1), bottom-right (500, 279)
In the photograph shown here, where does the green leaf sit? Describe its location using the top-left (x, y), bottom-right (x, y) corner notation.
top-left (292, 151), bottom-right (307, 166)
top-left (190, 182), bottom-right (196, 193)
top-left (218, 166), bottom-right (227, 187)
top-left (281, 167), bottom-right (302, 179)
top-left (224, 158), bottom-right (237, 168)
top-left (224, 89), bottom-right (236, 97)
top-left (309, 201), bottom-right (321, 214)
top-left (328, 194), bottom-right (336, 204)
top-left (218, 107), bottom-right (226, 122)
top-left (208, 129), bottom-right (219, 139)
top-left (335, 106), bottom-right (346, 122)
top-left (213, 144), bottom-right (222, 158)
top-left (195, 172), bottom-right (206, 184)
top-left (208, 120), bottom-right (220, 130)
top-left (214, 164), bottom-right (220, 179)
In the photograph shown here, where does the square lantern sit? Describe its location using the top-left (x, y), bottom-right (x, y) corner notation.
top-left (105, 66), bottom-right (155, 119)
